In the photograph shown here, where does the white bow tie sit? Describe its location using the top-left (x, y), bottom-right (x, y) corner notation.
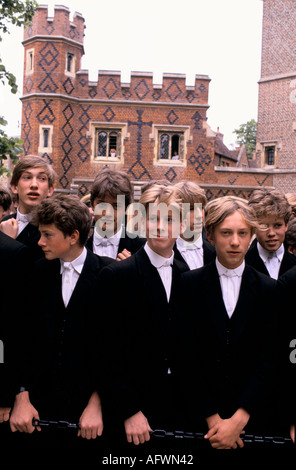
top-left (221, 269), bottom-right (240, 278)
top-left (61, 261), bottom-right (74, 274)
top-left (94, 237), bottom-right (117, 247)
top-left (182, 241), bottom-right (201, 250)
top-left (17, 213), bottom-right (30, 224)
top-left (160, 260), bottom-right (173, 268)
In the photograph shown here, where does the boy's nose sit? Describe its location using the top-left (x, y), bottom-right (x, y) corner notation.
top-left (30, 177), bottom-right (38, 188)
top-left (231, 233), bottom-right (240, 245)
top-left (38, 236), bottom-right (45, 246)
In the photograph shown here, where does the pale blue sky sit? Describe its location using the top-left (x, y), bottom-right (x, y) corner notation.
top-left (0, 0), bottom-right (263, 147)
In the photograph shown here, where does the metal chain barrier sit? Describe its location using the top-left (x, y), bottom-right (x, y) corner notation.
top-left (32, 419), bottom-right (293, 447)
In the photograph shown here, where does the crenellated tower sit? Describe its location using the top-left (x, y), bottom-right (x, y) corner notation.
top-left (20, 4), bottom-right (270, 199)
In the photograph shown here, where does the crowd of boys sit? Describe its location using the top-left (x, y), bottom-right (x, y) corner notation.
top-left (1, 155), bottom-right (296, 460)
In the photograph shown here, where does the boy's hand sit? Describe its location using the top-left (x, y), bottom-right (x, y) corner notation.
top-left (0, 407), bottom-right (11, 423)
top-left (204, 408), bottom-right (249, 449)
top-left (204, 417), bottom-right (244, 449)
top-left (124, 411), bottom-right (152, 445)
top-left (78, 391), bottom-right (103, 439)
top-left (0, 218), bottom-right (18, 239)
top-left (10, 391), bottom-right (41, 433)
top-left (117, 249), bottom-right (131, 261)
top-left (290, 424), bottom-right (295, 442)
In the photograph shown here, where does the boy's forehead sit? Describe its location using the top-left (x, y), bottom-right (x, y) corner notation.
top-left (259, 214), bottom-right (286, 224)
top-left (94, 194), bottom-right (122, 204)
top-left (39, 223), bottom-right (60, 232)
top-left (22, 167), bottom-right (48, 175)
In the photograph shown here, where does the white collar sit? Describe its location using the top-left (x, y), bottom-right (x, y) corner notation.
top-left (94, 225), bottom-right (122, 244)
top-left (16, 208), bottom-right (33, 223)
top-left (177, 235), bottom-right (202, 250)
top-left (257, 241), bottom-right (285, 263)
top-left (216, 258), bottom-right (245, 277)
top-left (60, 247), bottom-right (87, 275)
top-left (144, 242), bottom-right (174, 268)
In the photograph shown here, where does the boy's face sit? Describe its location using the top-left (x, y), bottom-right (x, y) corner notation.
top-left (146, 205), bottom-right (184, 258)
top-left (93, 194), bottom-right (125, 237)
top-left (38, 223), bottom-right (76, 261)
top-left (182, 206), bottom-right (203, 242)
top-left (255, 215), bottom-right (287, 252)
top-left (11, 167), bottom-right (54, 214)
top-left (207, 211), bottom-right (252, 269)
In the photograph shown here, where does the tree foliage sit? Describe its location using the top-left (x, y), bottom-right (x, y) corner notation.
top-left (233, 119), bottom-right (257, 159)
top-left (0, 0), bottom-right (38, 176)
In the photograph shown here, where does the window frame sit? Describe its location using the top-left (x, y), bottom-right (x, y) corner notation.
top-left (26, 48), bottom-right (34, 75)
top-left (65, 51), bottom-right (76, 77)
top-left (89, 122), bottom-right (128, 164)
top-left (38, 125), bottom-right (53, 154)
top-left (96, 128), bottom-right (121, 160)
top-left (150, 125), bottom-right (191, 167)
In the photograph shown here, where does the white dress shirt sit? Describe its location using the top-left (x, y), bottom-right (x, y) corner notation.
top-left (60, 247), bottom-right (87, 307)
top-left (176, 235), bottom-right (204, 270)
top-left (144, 242), bottom-right (174, 302)
top-left (16, 208), bottom-right (33, 236)
top-left (257, 242), bottom-right (284, 280)
top-left (216, 258), bottom-right (245, 318)
top-left (92, 225), bottom-right (122, 259)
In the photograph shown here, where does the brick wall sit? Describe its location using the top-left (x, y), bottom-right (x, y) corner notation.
top-left (21, 4), bottom-right (275, 200)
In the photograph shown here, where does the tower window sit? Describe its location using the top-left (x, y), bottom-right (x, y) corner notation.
top-left (65, 52), bottom-right (76, 76)
top-left (265, 146), bottom-right (275, 165)
top-left (158, 131), bottom-right (183, 160)
top-left (67, 53), bottom-right (74, 73)
top-left (43, 128), bottom-right (50, 148)
top-left (26, 48), bottom-right (34, 75)
top-left (38, 125), bottom-right (53, 153)
top-left (96, 129), bottom-right (121, 159)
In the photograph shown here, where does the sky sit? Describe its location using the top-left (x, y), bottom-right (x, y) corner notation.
top-left (0, 0), bottom-right (263, 147)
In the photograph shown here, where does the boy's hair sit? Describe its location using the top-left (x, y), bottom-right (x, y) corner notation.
top-left (205, 196), bottom-right (258, 238)
top-left (139, 183), bottom-right (183, 210)
top-left (141, 179), bottom-right (172, 194)
top-left (90, 169), bottom-right (133, 208)
top-left (0, 185), bottom-right (12, 211)
top-left (248, 188), bottom-right (292, 224)
top-left (285, 192), bottom-right (296, 218)
top-left (174, 181), bottom-right (207, 208)
top-left (285, 218), bottom-right (296, 250)
top-left (32, 194), bottom-right (92, 246)
top-left (10, 155), bottom-right (56, 188)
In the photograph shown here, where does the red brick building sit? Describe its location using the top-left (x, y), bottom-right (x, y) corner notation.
top-left (256, 0), bottom-right (296, 192)
top-left (21, 4), bottom-right (275, 200)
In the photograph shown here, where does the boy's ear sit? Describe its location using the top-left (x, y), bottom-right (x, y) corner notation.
top-left (47, 185), bottom-right (54, 198)
top-left (10, 184), bottom-right (18, 195)
top-left (206, 230), bottom-right (215, 246)
top-left (70, 229), bottom-right (80, 245)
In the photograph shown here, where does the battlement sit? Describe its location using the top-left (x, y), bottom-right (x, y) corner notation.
top-left (74, 70), bottom-right (210, 106)
top-left (22, 5), bottom-right (209, 106)
top-left (23, 4), bottom-right (85, 45)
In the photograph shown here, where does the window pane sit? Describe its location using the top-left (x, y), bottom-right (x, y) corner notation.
top-left (266, 147), bottom-right (275, 165)
top-left (160, 134), bottom-right (169, 159)
top-left (43, 128), bottom-right (49, 148)
top-left (171, 134), bottom-right (180, 159)
top-left (98, 132), bottom-right (107, 156)
top-left (109, 133), bottom-right (117, 156)
top-left (67, 53), bottom-right (73, 72)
